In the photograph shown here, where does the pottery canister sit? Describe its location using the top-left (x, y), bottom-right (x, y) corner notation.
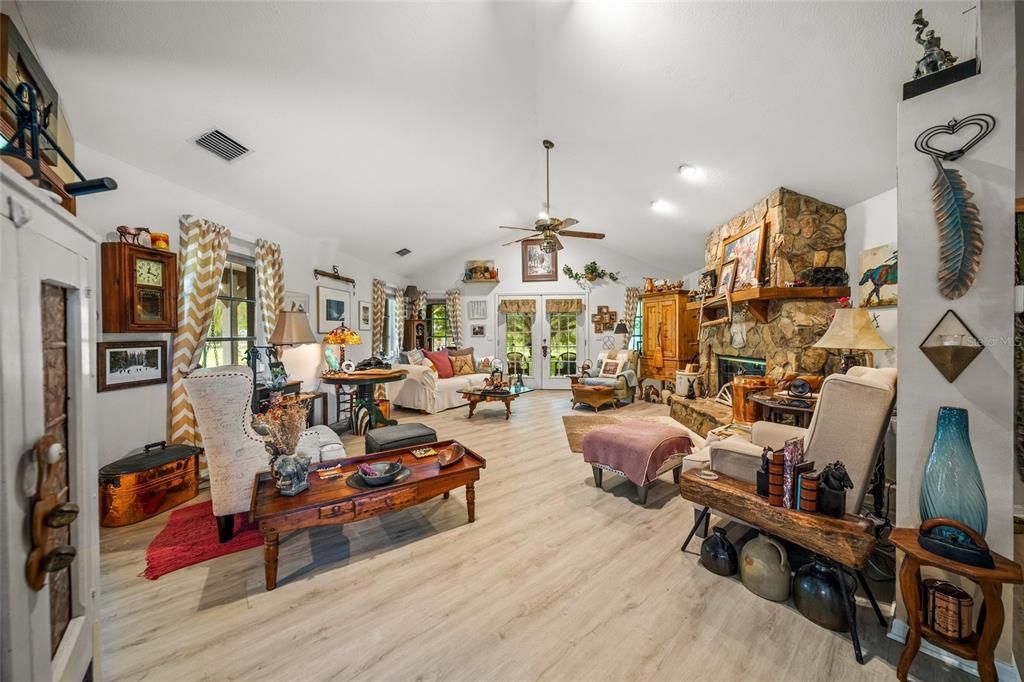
top-left (739, 533), bottom-right (791, 602)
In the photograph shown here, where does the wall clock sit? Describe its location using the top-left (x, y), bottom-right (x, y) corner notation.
top-left (101, 242), bottom-right (178, 332)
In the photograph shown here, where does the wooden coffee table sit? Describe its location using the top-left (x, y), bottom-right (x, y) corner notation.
top-left (461, 385), bottom-right (533, 419)
top-left (250, 440), bottom-right (485, 590)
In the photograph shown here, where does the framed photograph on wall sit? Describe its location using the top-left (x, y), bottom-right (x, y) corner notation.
top-left (522, 239), bottom-right (558, 282)
top-left (317, 285), bottom-right (351, 333)
top-left (716, 259), bottom-right (738, 297)
top-left (283, 290), bottom-right (310, 315)
top-left (358, 300), bottom-right (372, 330)
top-left (471, 324), bottom-right (486, 337)
top-left (97, 340), bottom-right (167, 392)
top-left (467, 300), bottom-right (487, 320)
top-left (719, 221), bottom-right (766, 289)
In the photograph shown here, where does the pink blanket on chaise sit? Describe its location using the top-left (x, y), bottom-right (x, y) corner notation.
top-left (581, 421), bottom-right (693, 486)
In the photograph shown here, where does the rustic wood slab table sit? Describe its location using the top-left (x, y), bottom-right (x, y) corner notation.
top-left (679, 470), bottom-right (885, 664)
top-left (250, 439), bottom-right (485, 590)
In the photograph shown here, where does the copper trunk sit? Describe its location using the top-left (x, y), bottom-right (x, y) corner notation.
top-left (100, 450), bottom-right (199, 527)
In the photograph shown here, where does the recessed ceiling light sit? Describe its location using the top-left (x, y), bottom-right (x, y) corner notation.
top-left (678, 164), bottom-right (700, 180)
top-left (650, 199), bottom-right (675, 214)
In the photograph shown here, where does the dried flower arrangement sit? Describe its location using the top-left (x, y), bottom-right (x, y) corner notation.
top-left (254, 402), bottom-right (307, 457)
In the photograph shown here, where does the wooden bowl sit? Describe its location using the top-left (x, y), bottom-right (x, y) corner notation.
top-left (437, 443), bottom-right (465, 468)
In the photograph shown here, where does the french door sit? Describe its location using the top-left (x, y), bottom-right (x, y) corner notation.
top-left (496, 294), bottom-right (585, 389)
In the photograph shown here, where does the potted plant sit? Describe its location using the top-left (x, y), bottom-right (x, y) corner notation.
top-left (562, 261), bottom-right (620, 288)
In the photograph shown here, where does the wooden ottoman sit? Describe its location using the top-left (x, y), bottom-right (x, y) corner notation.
top-left (571, 384), bottom-right (618, 412)
top-left (581, 421), bottom-right (693, 504)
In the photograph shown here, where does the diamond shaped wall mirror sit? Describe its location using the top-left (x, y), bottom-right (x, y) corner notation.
top-left (919, 310), bottom-right (984, 382)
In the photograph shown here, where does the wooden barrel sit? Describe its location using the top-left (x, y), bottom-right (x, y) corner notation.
top-left (731, 375), bottom-right (775, 425)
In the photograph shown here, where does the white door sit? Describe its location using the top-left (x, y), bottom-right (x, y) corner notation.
top-left (1, 173), bottom-right (102, 682)
top-left (496, 294), bottom-right (586, 389)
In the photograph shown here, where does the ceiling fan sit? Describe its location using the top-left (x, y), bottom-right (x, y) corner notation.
top-left (499, 139), bottom-right (605, 253)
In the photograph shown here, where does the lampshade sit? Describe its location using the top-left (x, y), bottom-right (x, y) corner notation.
top-left (269, 309), bottom-right (317, 346)
top-left (613, 321), bottom-right (629, 335)
top-left (812, 308), bottom-right (892, 350)
top-left (404, 285), bottom-right (419, 300)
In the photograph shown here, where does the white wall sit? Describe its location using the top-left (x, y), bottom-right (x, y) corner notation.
top-left (895, 0), bottom-right (1016, 669)
top-left (408, 239), bottom-right (672, 364)
top-left (844, 188), bottom-right (897, 368)
top-left (76, 145), bottom-right (405, 466)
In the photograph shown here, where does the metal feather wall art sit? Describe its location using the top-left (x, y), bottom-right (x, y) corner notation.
top-left (914, 113), bottom-right (995, 299)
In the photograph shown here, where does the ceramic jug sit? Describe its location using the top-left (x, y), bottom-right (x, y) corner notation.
top-left (739, 533), bottom-right (791, 602)
top-left (700, 527), bottom-right (738, 577)
top-left (792, 558), bottom-right (855, 632)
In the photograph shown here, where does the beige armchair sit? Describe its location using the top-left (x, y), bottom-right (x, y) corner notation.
top-left (579, 350), bottom-right (639, 404)
top-left (184, 365), bottom-right (346, 542)
top-left (708, 366), bottom-right (896, 515)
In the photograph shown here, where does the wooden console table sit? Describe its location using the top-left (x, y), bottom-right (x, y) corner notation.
top-left (890, 527), bottom-right (1022, 682)
top-left (679, 470), bottom-right (885, 664)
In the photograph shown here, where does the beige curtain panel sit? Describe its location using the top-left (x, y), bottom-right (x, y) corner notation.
top-left (498, 299), bottom-right (537, 314)
top-left (623, 287), bottom-right (641, 333)
top-left (255, 239), bottom-right (285, 341)
top-left (169, 215), bottom-right (231, 446)
top-left (394, 293), bottom-right (405, 351)
top-left (545, 298), bottom-right (585, 314)
top-left (445, 289), bottom-right (462, 348)
top-left (371, 279), bottom-right (386, 356)
top-left (415, 290), bottom-right (428, 320)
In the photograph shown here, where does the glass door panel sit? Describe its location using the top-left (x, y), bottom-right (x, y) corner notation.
top-left (541, 296), bottom-right (585, 389)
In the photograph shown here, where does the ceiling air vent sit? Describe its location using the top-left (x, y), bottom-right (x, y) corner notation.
top-left (395, 248), bottom-right (411, 257)
top-left (195, 129), bottom-right (250, 162)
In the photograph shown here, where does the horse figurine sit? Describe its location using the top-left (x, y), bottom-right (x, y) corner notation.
top-left (116, 225), bottom-right (151, 246)
top-left (859, 252), bottom-right (898, 306)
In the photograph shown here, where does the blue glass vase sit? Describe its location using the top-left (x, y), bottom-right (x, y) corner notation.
top-left (919, 406), bottom-right (987, 544)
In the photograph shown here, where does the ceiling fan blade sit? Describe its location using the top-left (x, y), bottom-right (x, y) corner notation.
top-left (558, 230), bottom-right (605, 240)
top-left (553, 234), bottom-right (564, 251)
top-left (556, 217), bottom-right (578, 230)
top-left (499, 225), bottom-right (537, 232)
top-left (502, 235), bottom-right (533, 246)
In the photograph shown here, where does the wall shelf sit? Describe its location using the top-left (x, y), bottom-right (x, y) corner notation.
top-left (688, 286), bottom-right (850, 324)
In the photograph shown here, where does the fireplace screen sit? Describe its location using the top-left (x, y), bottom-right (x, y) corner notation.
top-left (717, 355), bottom-right (766, 388)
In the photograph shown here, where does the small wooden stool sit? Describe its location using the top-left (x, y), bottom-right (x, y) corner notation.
top-left (890, 521), bottom-right (1023, 682)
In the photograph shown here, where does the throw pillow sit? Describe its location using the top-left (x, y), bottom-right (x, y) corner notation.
top-left (406, 348), bottom-right (425, 366)
top-left (451, 353), bottom-right (476, 376)
top-left (419, 358), bottom-right (438, 374)
top-left (599, 358), bottom-right (621, 378)
top-left (423, 349), bottom-right (454, 378)
top-left (448, 347), bottom-right (477, 375)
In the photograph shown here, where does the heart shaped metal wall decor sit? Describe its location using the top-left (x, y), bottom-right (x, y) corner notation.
top-left (914, 114), bottom-right (995, 300)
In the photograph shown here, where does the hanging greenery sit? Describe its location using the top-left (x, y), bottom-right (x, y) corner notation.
top-left (562, 261), bottom-right (620, 287)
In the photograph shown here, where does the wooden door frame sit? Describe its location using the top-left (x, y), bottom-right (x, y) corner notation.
top-left (1, 167), bottom-right (101, 682)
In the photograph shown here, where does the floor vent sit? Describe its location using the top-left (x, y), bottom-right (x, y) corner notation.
top-left (194, 129), bottom-right (250, 162)
top-left (395, 248), bottom-right (412, 256)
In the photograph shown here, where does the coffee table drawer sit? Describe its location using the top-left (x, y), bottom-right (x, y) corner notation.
top-left (354, 487), bottom-right (418, 518)
top-left (319, 501), bottom-right (355, 520)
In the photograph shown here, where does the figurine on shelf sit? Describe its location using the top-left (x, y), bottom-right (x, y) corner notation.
top-left (116, 225), bottom-right (151, 246)
top-left (912, 9), bottom-right (958, 79)
top-left (819, 460), bottom-right (853, 517)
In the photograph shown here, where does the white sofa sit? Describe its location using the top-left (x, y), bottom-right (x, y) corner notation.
top-left (385, 363), bottom-right (491, 413)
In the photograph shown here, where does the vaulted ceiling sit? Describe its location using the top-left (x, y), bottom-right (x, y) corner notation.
top-left (16, 1), bottom-right (953, 276)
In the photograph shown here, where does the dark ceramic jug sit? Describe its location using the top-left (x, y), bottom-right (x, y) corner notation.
top-left (792, 558), bottom-right (856, 632)
top-left (700, 527), bottom-right (738, 576)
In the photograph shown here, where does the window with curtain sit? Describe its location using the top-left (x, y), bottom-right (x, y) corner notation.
top-left (629, 305), bottom-right (643, 353)
top-left (548, 312), bottom-right (577, 376)
top-left (199, 257), bottom-right (256, 367)
top-left (382, 296), bottom-right (398, 358)
top-left (428, 302), bottom-right (450, 350)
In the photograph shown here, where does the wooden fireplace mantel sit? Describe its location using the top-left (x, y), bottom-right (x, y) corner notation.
top-left (687, 286), bottom-right (850, 324)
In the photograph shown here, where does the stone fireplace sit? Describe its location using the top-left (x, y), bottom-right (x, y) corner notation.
top-left (717, 355), bottom-right (767, 387)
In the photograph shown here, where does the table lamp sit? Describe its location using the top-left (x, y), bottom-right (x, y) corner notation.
top-left (812, 308), bottom-right (892, 373)
top-left (246, 304), bottom-right (317, 412)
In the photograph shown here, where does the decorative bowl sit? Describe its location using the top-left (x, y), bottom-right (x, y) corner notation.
top-left (437, 443), bottom-right (465, 468)
top-left (357, 458), bottom-right (403, 486)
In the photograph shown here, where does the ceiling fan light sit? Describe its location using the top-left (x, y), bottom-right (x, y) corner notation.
top-left (540, 238), bottom-right (557, 254)
top-left (538, 210), bottom-right (549, 221)
top-left (650, 199), bottom-right (675, 214)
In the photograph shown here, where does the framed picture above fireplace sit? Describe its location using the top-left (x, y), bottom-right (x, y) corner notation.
top-left (719, 221), bottom-right (767, 290)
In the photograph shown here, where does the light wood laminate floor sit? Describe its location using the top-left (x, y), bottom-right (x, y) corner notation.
top-left (100, 391), bottom-right (975, 681)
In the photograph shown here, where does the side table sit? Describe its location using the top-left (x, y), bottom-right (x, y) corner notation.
top-left (890, 523), bottom-right (1023, 682)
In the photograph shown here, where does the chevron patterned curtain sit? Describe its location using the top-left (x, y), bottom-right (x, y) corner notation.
top-left (416, 290), bottom-right (427, 319)
top-left (394, 293), bottom-right (405, 351)
top-left (371, 278), bottom-right (386, 356)
top-left (169, 216), bottom-right (231, 445)
top-left (623, 287), bottom-right (641, 337)
top-left (445, 289), bottom-right (462, 348)
top-left (255, 239), bottom-right (285, 340)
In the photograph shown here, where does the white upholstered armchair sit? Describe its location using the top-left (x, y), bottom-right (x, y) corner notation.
top-left (708, 366), bottom-right (897, 515)
top-left (184, 365), bottom-right (346, 542)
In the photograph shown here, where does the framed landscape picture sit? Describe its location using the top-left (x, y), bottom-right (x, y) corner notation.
top-left (522, 239), bottom-right (558, 282)
top-left (858, 243), bottom-right (898, 307)
top-left (97, 340), bottom-right (167, 392)
top-left (720, 222), bottom-right (766, 289)
top-left (358, 300), bottom-right (372, 330)
top-left (317, 285), bottom-right (351, 333)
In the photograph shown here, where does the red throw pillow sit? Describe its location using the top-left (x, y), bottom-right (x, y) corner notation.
top-left (423, 349), bottom-right (454, 378)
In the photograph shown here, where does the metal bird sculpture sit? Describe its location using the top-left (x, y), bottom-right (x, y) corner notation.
top-left (914, 114), bottom-right (994, 300)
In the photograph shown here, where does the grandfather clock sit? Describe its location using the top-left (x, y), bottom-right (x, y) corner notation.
top-left (100, 243), bottom-right (178, 332)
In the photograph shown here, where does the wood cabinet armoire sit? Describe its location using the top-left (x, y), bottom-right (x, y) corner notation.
top-left (639, 290), bottom-right (699, 385)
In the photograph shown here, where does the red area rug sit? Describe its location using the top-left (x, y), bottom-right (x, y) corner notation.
top-left (143, 501), bottom-right (261, 580)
